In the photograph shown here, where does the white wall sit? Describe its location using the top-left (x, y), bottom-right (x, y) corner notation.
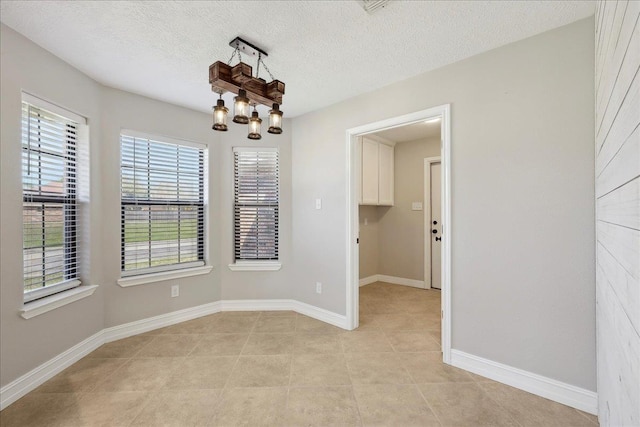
top-left (291, 18), bottom-right (596, 391)
top-left (594, 1), bottom-right (640, 425)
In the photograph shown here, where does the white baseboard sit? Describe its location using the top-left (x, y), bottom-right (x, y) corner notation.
top-left (0, 298), bottom-right (347, 410)
top-left (293, 300), bottom-right (348, 329)
top-left (359, 275), bottom-right (379, 287)
top-left (359, 274), bottom-right (425, 288)
top-left (377, 274), bottom-right (425, 289)
top-left (220, 299), bottom-right (293, 312)
top-left (103, 301), bottom-right (222, 343)
top-left (0, 330), bottom-right (104, 411)
top-left (450, 349), bottom-right (598, 415)
top-left (220, 299), bottom-right (348, 329)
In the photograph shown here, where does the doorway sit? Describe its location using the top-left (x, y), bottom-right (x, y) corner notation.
top-left (346, 104), bottom-right (452, 363)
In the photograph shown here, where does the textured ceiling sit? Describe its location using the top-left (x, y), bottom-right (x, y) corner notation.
top-left (0, 1), bottom-right (595, 118)
top-left (375, 120), bottom-right (441, 143)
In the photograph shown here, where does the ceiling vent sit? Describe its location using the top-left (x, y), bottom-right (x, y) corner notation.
top-left (358, 0), bottom-right (391, 14)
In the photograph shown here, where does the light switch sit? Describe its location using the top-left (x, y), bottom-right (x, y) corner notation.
top-left (364, 218), bottom-right (368, 226)
top-left (411, 202), bottom-right (423, 211)
top-left (315, 198), bottom-right (322, 210)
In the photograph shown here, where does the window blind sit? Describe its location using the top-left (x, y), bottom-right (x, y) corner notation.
top-left (233, 148), bottom-right (279, 261)
top-left (120, 134), bottom-right (205, 274)
top-left (22, 101), bottom-right (80, 302)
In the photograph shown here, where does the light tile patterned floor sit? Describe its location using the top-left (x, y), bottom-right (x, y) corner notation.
top-left (0, 282), bottom-right (599, 426)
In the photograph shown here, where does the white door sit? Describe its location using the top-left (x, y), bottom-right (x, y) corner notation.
top-left (430, 162), bottom-right (442, 289)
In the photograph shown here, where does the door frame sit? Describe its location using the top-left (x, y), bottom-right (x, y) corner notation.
top-left (424, 156), bottom-right (441, 290)
top-left (345, 103), bottom-right (452, 364)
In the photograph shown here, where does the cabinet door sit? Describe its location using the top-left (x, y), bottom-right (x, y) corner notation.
top-left (361, 138), bottom-right (379, 205)
top-left (378, 143), bottom-right (394, 205)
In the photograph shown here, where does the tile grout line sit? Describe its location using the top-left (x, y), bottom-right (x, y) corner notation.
top-left (206, 313), bottom-right (257, 423)
top-left (474, 381), bottom-right (525, 427)
top-left (415, 383), bottom-right (444, 427)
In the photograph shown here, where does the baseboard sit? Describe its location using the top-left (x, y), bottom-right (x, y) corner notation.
top-left (359, 274), bottom-right (425, 288)
top-left (0, 330), bottom-right (104, 410)
top-left (220, 299), bottom-right (293, 312)
top-left (293, 300), bottom-right (348, 329)
top-left (450, 349), bottom-right (598, 415)
top-left (103, 301), bottom-right (222, 343)
top-left (377, 274), bottom-right (425, 289)
top-left (0, 298), bottom-right (347, 410)
top-left (359, 275), bottom-right (379, 287)
top-left (220, 299), bottom-right (348, 329)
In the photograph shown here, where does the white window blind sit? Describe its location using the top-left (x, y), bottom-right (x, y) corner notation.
top-left (233, 148), bottom-right (279, 261)
top-left (120, 133), bottom-right (206, 275)
top-left (22, 100), bottom-right (81, 302)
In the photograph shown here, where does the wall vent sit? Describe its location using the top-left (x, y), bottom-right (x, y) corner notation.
top-left (358, 0), bottom-right (391, 14)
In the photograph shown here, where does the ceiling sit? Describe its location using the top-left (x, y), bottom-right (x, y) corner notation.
top-left (0, 1), bottom-right (595, 118)
top-left (374, 119), bottom-right (441, 144)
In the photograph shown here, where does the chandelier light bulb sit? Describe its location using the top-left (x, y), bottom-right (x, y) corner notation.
top-left (212, 97), bottom-right (229, 131)
top-left (248, 109), bottom-right (262, 140)
top-left (233, 89), bottom-right (250, 124)
top-left (268, 103), bottom-right (283, 134)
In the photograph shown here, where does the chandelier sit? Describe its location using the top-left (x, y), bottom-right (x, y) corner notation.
top-left (209, 37), bottom-right (285, 139)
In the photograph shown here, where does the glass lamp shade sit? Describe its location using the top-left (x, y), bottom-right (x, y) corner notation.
top-left (247, 110), bottom-right (262, 140)
top-left (233, 89), bottom-right (250, 124)
top-left (268, 103), bottom-right (283, 134)
top-left (212, 99), bottom-right (228, 131)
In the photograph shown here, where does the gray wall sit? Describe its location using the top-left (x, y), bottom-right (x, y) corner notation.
top-left (0, 23), bottom-right (293, 387)
top-left (99, 88), bottom-right (221, 327)
top-left (1, 24), bottom-right (105, 387)
top-left (292, 18), bottom-right (596, 391)
top-left (594, 1), bottom-right (640, 425)
top-left (358, 205), bottom-right (379, 279)
top-left (0, 16), bottom-right (598, 396)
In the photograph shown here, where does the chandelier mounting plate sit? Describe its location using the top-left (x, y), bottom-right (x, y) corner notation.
top-left (229, 37), bottom-right (268, 58)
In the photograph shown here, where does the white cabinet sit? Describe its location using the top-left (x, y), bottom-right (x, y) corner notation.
top-left (361, 138), bottom-right (379, 205)
top-left (360, 137), bottom-right (394, 206)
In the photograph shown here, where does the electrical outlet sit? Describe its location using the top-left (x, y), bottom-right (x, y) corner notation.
top-left (316, 282), bottom-right (322, 294)
top-left (171, 284), bottom-right (179, 297)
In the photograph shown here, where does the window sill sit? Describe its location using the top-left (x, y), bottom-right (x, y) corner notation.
top-left (117, 265), bottom-right (213, 287)
top-left (228, 262), bottom-right (282, 272)
top-left (20, 285), bottom-right (99, 320)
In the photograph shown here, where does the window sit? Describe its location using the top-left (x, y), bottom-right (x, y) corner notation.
top-left (22, 98), bottom-right (84, 302)
top-left (120, 132), bottom-right (206, 275)
top-left (233, 147), bottom-right (279, 262)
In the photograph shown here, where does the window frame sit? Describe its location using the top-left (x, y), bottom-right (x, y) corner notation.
top-left (119, 130), bottom-right (208, 278)
top-left (21, 94), bottom-right (86, 303)
top-left (230, 147), bottom-right (280, 270)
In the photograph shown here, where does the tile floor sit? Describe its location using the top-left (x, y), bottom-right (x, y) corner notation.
top-left (0, 282), bottom-right (599, 426)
